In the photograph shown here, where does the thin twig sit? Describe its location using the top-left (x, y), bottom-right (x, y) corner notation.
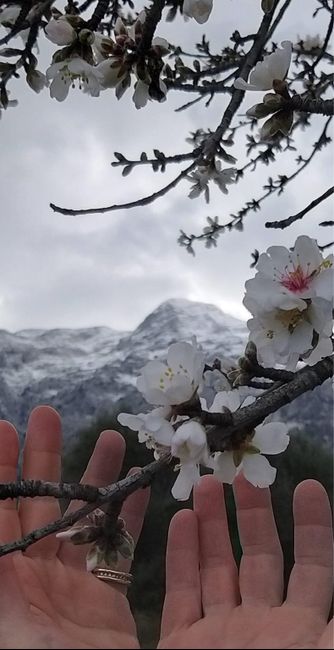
top-left (50, 162), bottom-right (196, 215)
top-left (266, 186), bottom-right (334, 229)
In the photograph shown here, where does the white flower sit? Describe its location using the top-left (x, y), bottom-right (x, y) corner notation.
top-left (200, 368), bottom-right (231, 409)
top-left (243, 236), bottom-right (333, 368)
top-left (247, 299), bottom-right (333, 369)
top-left (45, 16), bottom-right (76, 45)
top-left (137, 341), bottom-right (205, 406)
top-left (234, 41), bottom-right (292, 91)
top-left (208, 391), bottom-right (289, 487)
top-left (132, 77), bottom-right (167, 109)
top-left (97, 58), bottom-right (126, 88)
top-left (92, 32), bottom-right (115, 63)
top-left (171, 420), bottom-right (209, 500)
top-left (245, 236), bottom-right (333, 310)
top-left (183, 0), bottom-right (213, 24)
top-left (117, 407), bottom-right (174, 447)
top-left (46, 58), bottom-right (104, 101)
top-left (187, 161), bottom-right (236, 202)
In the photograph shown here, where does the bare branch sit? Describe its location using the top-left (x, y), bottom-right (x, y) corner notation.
top-left (287, 95), bottom-right (334, 116)
top-left (0, 480), bottom-right (101, 502)
top-left (0, 455), bottom-right (168, 558)
top-left (50, 161), bottom-right (196, 216)
top-left (266, 186), bottom-right (334, 229)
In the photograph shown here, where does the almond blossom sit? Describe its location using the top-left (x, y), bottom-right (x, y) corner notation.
top-left (243, 236), bottom-right (333, 367)
top-left (246, 301), bottom-right (333, 369)
top-left (170, 420), bottom-right (209, 500)
top-left (187, 161), bottom-right (236, 202)
top-left (46, 58), bottom-right (104, 101)
top-left (234, 41), bottom-right (292, 91)
top-left (117, 407), bottom-right (174, 447)
top-left (183, 0), bottom-right (213, 24)
top-left (245, 236), bottom-right (333, 309)
top-left (45, 16), bottom-right (76, 46)
top-left (95, 11), bottom-right (169, 109)
top-left (207, 391), bottom-right (290, 487)
top-left (119, 410), bottom-right (209, 500)
top-left (137, 340), bottom-right (205, 406)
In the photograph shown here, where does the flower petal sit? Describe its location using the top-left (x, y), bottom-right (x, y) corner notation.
top-left (171, 463), bottom-right (200, 500)
top-left (242, 454), bottom-right (277, 487)
top-left (213, 451), bottom-right (237, 484)
top-left (210, 390), bottom-right (241, 413)
top-left (252, 422), bottom-right (289, 454)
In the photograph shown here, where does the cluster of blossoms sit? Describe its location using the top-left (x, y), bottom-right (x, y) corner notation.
top-left (118, 340), bottom-right (290, 500)
top-left (117, 236), bottom-right (332, 500)
top-left (0, 5), bottom-right (170, 108)
top-left (44, 9), bottom-right (170, 107)
top-left (244, 236), bottom-right (333, 369)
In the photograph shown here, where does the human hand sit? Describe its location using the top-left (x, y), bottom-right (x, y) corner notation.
top-left (0, 406), bottom-right (149, 649)
top-left (159, 474), bottom-right (333, 649)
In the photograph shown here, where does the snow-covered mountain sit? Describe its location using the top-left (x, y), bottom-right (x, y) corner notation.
top-left (0, 299), bottom-right (331, 445)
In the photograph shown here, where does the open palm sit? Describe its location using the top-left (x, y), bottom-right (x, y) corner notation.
top-left (159, 475), bottom-right (333, 649)
top-left (0, 406), bottom-right (149, 649)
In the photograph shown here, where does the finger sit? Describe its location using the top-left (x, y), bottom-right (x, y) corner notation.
top-left (160, 509), bottom-right (201, 638)
top-left (286, 480), bottom-right (333, 617)
top-left (194, 475), bottom-right (239, 615)
top-left (233, 473), bottom-right (283, 607)
top-left (0, 421), bottom-right (21, 542)
top-left (20, 406), bottom-right (62, 558)
top-left (58, 429), bottom-right (125, 568)
top-left (0, 556), bottom-right (30, 635)
top-left (317, 620), bottom-right (333, 649)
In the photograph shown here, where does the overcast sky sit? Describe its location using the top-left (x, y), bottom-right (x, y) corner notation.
top-left (0, 0), bottom-right (332, 332)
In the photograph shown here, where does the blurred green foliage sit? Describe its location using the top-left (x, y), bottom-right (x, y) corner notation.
top-left (63, 414), bottom-right (333, 648)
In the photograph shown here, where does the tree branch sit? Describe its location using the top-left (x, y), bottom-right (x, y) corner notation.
top-left (0, 480), bottom-right (101, 502)
top-left (136, 0), bottom-right (167, 58)
top-left (287, 95), bottom-right (334, 116)
top-left (206, 355), bottom-right (333, 449)
top-left (266, 186), bottom-right (334, 229)
top-left (87, 0), bottom-right (111, 31)
top-left (50, 161), bottom-right (196, 215)
top-left (0, 455), bottom-right (168, 558)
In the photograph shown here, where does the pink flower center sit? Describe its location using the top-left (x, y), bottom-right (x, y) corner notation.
top-left (279, 265), bottom-right (312, 293)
